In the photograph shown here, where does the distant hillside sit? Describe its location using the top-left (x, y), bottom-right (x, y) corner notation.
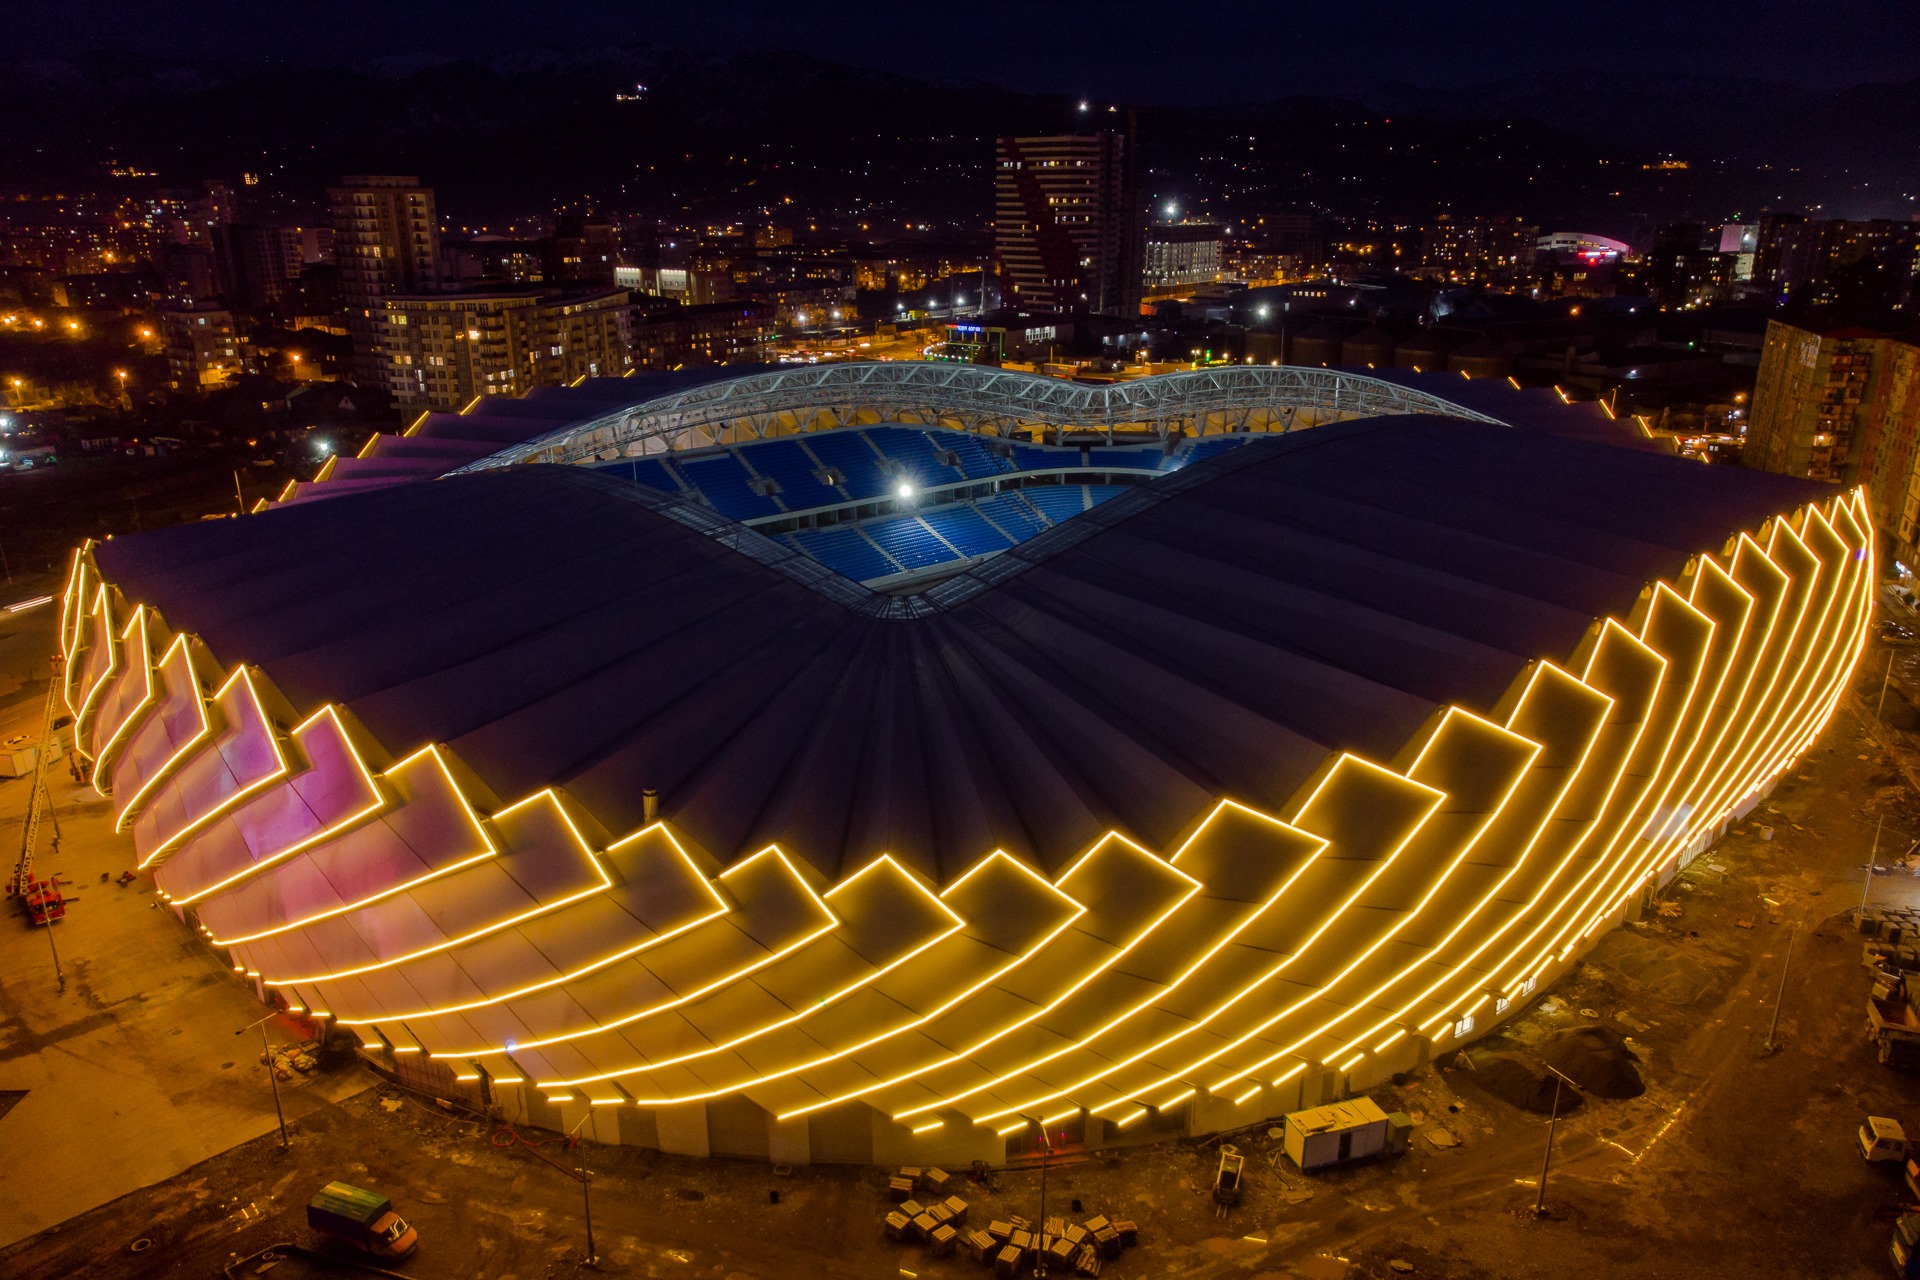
top-left (0, 50), bottom-right (1897, 229)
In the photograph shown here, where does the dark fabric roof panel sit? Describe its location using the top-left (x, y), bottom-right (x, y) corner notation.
top-left (92, 416), bottom-right (1838, 884)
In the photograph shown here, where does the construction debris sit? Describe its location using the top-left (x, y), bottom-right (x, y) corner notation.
top-left (885, 1176), bottom-right (1138, 1272)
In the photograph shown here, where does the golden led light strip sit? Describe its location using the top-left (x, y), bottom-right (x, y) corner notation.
top-left (88, 605), bottom-right (156, 786)
top-left (113, 636), bottom-right (217, 836)
top-left (551, 834), bottom-right (1182, 1103)
top-left (1352, 619), bottom-right (1669, 1038)
top-left (263, 788), bottom-right (617, 988)
top-left (331, 821), bottom-right (729, 1024)
top-left (70, 584), bottom-right (121, 751)
top-left (474, 852), bottom-right (954, 1070)
top-left (1571, 497), bottom-right (1871, 942)
top-left (772, 833), bottom-right (1201, 1120)
top-left (1442, 497), bottom-right (1867, 1031)
top-left (1608, 511), bottom-right (1841, 890)
top-left (153, 703), bottom-right (383, 890)
top-left (1404, 581), bottom-right (1722, 1036)
top-left (970, 755), bottom-right (1450, 1125)
top-left (529, 856), bottom-right (969, 1087)
top-left (206, 745), bottom-right (496, 944)
top-left (69, 487), bottom-right (1869, 1128)
top-left (1191, 665), bottom-right (1612, 1095)
top-left (1245, 660), bottom-right (1631, 1079)
top-left (420, 843), bottom-right (837, 1058)
top-left (884, 798), bottom-right (1336, 1122)
top-left (135, 665), bottom-right (295, 864)
top-left (1302, 624), bottom-right (1664, 1071)
top-left (1416, 550), bottom-right (1761, 1031)
top-left (1075, 674), bottom-right (1593, 1109)
top-left (1543, 506), bottom-right (1849, 952)
top-left (57, 545), bottom-right (89, 670)
top-left (935, 713), bottom-right (1530, 1125)
top-left (603, 852), bottom-right (1089, 1111)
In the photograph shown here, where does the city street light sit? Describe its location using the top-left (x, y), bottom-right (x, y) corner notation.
top-left (235, 1012), bottom-right (292, 1150)
top-left (1532, 1063), bottom-right (1577, 1215)
top-left (1016, 1114), bottom-right (1056, 1277)
top-left (562, 1110), bottom-right (600, 1268)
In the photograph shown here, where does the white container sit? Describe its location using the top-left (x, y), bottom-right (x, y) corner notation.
top-left (1284, 1097), bottom-right (1391, 1172)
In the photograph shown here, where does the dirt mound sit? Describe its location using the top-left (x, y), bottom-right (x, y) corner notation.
top-left (1586, 929), bottom-right (1723, 1005)
top-left (1540, 1026), bottom-right (1645, 1099)
top-left (1468, 1053), bottom-right (1585, 1115)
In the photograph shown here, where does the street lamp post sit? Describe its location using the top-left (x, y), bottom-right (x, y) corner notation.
top-left (1533, 1064), bottom-right (1577, 1215)
top-left (566, 1111), bottom-right (599, 1268)
top-left (236, 1012), bottom-right (291, 1150)
top-left (1018, 1114), bottom-right (1054, 1276)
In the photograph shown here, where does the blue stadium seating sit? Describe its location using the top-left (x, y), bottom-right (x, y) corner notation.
top-left (867, 427), bottom-right (966, 488)
top-left (861, 516), bottom-right (961, 570)
top-left (740, 439), bottom-right (843, 511)
top-left (677, 454), bottom-right (782, 520)
top-left (788, 528), bottom-right (900, 581)
top-left (1175, 435), bottom-right (1258, 466)
top-left (802, 431), bottom-right (890, 498)
top-left (1010, 444), bottom-right (1069, 471)
top-left (941, 432), bottom-right (1014, 479)
top-left (921, 506), bottom-right (1014, 558)
top-left (615, 457), bottom-right (680, 493)
top-left (1085, 485), bottom-right (1133, 507)
top-left (975, 493), bottom-right (1050, 541)
top-left (1024, 486), bottom-right (1089, 524)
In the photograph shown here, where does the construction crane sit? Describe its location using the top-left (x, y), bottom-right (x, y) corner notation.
top-left (10, 669), bottom-right (67, 988)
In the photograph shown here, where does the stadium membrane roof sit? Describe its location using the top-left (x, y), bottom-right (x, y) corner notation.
top-left (93, 414), bottom-right (1832, 887)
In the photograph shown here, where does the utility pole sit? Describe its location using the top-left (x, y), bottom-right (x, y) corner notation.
top-left (1863, 815), bottom-right (1886, 915)
top-left (1533, 1064), bottom-right (1577, 1216)
top-left (1879, 648), bottom-right (1896, 722)
top-left (567, 1110), bottom-right (599, 1268)
top-left (1764, 925), bottom-right (1796, 1054)
top-left (1018, 1114), bottom-right (1054, 1276)
top-left (577, 1164), bottom-right (597, 1268)
top-left (237, 1012), bottom-right (291, 1149)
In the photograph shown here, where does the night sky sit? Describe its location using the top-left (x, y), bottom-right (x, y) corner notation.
top-left (5, 0), bottom-right (1919, 99)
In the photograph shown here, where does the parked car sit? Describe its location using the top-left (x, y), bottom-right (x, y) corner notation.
top-left (1862, 1115), bottom-right (1908, 1162)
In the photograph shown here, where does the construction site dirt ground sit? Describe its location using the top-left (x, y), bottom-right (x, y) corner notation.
top-left (9, 649), bottom-right (1920, 1278)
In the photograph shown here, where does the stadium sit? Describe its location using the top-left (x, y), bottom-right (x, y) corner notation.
top-left (59, 361), bottom-right (1868, 1168)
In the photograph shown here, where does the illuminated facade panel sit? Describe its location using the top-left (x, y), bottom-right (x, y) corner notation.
top-left (61, 389), bottom-right (1869, 1167)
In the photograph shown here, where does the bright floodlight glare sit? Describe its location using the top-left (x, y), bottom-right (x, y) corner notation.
top-left (896, 482), bottom-right (914, 498)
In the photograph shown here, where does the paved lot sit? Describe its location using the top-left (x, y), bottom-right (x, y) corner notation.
top-left (4, 600), bottom-right (1919, 1277)
top-left (0, 596), bottom-right (372, 1250)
